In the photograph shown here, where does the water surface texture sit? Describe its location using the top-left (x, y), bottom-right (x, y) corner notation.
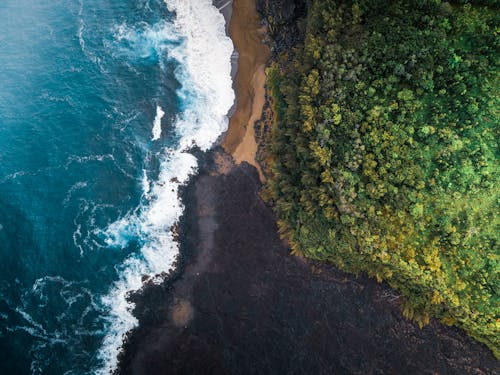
top-left (0, 0), bottom-right (234, 373)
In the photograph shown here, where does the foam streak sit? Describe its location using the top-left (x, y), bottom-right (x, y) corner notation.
top-left (151, 105), bottom-right (165, 141)
top-left (98, 1), bottom-right (234, 373)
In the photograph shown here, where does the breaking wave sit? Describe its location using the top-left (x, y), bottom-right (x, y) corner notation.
top-left (98, 0), bottom-right (234, 372)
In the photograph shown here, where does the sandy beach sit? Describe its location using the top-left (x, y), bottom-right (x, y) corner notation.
top-left (222, 0), bottom-right (270, 181)
top-left (115, 1), bottom-right (499, 373)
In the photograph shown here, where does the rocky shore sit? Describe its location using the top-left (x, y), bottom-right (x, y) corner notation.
top-left (117, 150), bottom-right (498, 374)
top-left (116, 1), bottom-right (499, 374)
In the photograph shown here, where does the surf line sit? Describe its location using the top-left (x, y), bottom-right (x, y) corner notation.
top-left (97, 0), bottom-right (235, 373)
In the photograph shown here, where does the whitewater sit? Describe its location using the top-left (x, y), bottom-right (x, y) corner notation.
top-left (98, 0), bottom-right (234, 373)
top-left (0, 0), bottom-right (234, 373)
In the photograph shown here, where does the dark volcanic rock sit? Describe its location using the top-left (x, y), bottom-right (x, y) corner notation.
top-left (118, 152), bottom-right (498, 375)
top-left (257, 0), bottom-right (307, 55)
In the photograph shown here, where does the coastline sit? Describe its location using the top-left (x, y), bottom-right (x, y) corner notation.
top-left (118, 151), bottom-right (498, 374)
top-left (222, 0), bottom-right (270, 181)
top-left (115, 1), bottom-right (499, 373)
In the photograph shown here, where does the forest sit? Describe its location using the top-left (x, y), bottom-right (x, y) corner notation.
top-left (265, 0), bottom-right (499, 356)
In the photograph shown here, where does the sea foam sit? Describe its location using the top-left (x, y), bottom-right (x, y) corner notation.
top-left (151, 105), bottom-right (165, 140)
top-left (97, 0), bottom-right (234, 373)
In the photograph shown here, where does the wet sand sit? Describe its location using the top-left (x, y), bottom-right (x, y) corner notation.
top-left (222, 0), bottom-right (269, 181)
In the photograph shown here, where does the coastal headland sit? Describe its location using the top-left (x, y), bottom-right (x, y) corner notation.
top-left (116, 0), bottom-right (499, 373)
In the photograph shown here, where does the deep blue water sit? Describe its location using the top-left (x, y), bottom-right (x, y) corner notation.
top-left (0, 0), bottom-right (234, 373)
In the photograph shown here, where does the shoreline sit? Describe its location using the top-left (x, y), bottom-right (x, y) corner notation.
top-left (118, 148), bottom-right (498, 373)
top-left (213, 0), bottom-right (239, 83)
top-left (115, 1), bottom-right (499, 373)
top-left (222, 0), bottom-right (270, 181)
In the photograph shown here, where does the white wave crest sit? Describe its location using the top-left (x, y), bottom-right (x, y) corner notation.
top-left (97, 0), bottom-right (235, 373)
top-left (151, 105), bottom-right (165, 141)
top-left (141, 169), bottom-right (150, 196)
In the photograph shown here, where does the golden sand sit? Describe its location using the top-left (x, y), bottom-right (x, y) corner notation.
top-left (223, 0), bottom-right (270, 182)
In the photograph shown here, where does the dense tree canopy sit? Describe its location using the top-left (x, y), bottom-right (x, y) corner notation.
top-left (266, 0), bottom-right (499, 356)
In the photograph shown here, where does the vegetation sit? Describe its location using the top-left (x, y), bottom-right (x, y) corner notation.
top-left (266, 0), bottom-right (499, 356)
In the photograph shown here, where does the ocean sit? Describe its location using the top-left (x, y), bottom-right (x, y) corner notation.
top-left (0, 0), bottom-right (234, 373)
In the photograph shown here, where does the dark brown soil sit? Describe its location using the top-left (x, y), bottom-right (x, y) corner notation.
top-left (117, 150), bottom-right (498, 375)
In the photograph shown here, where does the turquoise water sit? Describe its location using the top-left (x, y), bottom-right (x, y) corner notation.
top-left (0, 0), bottom-right (234, 373)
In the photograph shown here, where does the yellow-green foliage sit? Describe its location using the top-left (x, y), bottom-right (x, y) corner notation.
top-left (267, 0), bottom-right (500, 356)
